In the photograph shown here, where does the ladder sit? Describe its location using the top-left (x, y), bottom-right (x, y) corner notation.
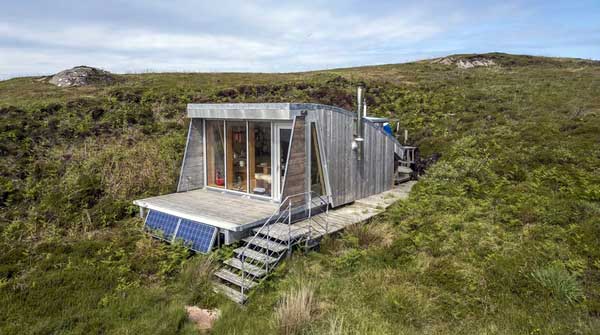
top-left (213, 191), bottom-right (329, 303)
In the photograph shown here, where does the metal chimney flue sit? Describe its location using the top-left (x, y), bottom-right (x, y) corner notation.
top-left (355, 84), bottom-right (365, 160)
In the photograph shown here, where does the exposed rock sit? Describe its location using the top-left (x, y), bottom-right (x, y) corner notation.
top-left (432, 56), bottom-right (496, 69)
top-left (185, 306), bottom-right (220, 331)
top-left (49, 66), bottom-right (116, 87)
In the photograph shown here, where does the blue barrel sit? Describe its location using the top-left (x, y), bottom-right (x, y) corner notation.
top-left (382, 122), bottom-right (393, 135)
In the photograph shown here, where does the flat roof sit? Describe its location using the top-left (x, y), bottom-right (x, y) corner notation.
top-left (187, 103), bottom-right (355, 120)
top-left (133, 188), bottom-right (278, 231)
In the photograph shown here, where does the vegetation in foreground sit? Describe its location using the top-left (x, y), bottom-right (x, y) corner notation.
top-left (1, 53), bottom-right (599, 334)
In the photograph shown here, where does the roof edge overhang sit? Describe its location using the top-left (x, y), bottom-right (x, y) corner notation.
top-left (186, 102), bottom-right (357, 120)
top-left (188, 103), bottom-right (296, 120)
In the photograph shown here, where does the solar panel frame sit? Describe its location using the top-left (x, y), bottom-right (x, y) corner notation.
top-left (143, 209), bottom-right (218, 254)
top-left (175, 218), bottom-right (218, 253)
top-left (143, 210), bottom-right (180, 241)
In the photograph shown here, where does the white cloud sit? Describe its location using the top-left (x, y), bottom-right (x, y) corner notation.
top-left (0, 23), bottom-right (285, 57)
top-left (0, 5), bottom-right (447, 78)
top-left (2, 0), bottom-right (596, 79)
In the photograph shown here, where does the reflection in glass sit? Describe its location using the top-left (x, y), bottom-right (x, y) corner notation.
top-left (279, 128), bottom-right (292, 192)
top-left (226, 121), bottom-right (247, 192)
top-left (249, 122), bottom-right (272, 196)
top-left (206, 120), bottom-right (225, 188)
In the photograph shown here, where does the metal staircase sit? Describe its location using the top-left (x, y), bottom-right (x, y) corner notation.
top-left (213, 191), bottom-right (329, 303)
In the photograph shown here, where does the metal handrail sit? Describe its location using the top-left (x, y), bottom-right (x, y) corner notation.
top-left (239, 190), bottom-right (329, 295)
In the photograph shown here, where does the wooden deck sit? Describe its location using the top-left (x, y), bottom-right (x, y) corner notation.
top-left (214, 181), bottom-right (416, 303)
top-left (327, 180), bottom-right (415, 230)
top-left (254, 181), bottom-right (416, 241)
top-left (133, 188), bottom-right (278, 231)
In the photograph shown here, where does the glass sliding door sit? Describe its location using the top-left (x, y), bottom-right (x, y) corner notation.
top-left (204, 119), bottom-right (291, 200)
top-left (248, 122), bottom-right (272, 196)
top-left (226, 121), bottom-right (247, 192)
top-left (206, 120), bottom-right (225, 188)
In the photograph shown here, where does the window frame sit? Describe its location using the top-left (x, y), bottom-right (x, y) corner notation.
top-left (203, 119), bottom-right (279, 201)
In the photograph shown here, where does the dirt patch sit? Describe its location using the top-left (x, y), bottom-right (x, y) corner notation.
top-left (185, 306), bottom-right (220, 331)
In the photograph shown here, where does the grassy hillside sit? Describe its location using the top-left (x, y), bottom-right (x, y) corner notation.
top-left (1, 53), bottom-right (599, 334)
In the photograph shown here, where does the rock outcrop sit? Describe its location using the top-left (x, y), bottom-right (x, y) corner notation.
top-left (49, 66), bottom-right (116, 87)
top-left (432, 56), bottom-right (496, 69)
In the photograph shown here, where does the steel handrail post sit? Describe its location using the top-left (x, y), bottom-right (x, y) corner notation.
top-left (241, 250), bottom-right (245, 296)
top-left (287, 200), bottom-right (292, 256)
top-left (325, 197), bottom-right (329, 234)
top-left (309, 193), bottom-right (314, 244)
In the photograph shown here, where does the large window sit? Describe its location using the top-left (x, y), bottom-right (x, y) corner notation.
top-left (226, 121), bottom-right (247, 192)
top-left (204, 120), bottom-right (292, 199)
top-left (249, 122), bottom-right (272, 196)
top-left (206, 120), bottom-right (225, 188)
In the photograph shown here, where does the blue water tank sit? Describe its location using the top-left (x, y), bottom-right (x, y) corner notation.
top-left (382, 122), bottom-right (393, 135)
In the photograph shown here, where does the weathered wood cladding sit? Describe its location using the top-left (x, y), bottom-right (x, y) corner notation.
top-left (179, 103), bottom-right (400, 207)
top-left (177, 118), bottom-right (205, 192)
top-left (311, 107), bottom-right (395, 207)
top-left (282, 116), bottom-right (307, 201)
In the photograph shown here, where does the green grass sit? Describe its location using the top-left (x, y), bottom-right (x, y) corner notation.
top-left (1, 53), bottom-right (599, 334)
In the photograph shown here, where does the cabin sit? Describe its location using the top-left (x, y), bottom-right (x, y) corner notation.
top-left (133, 86), bottom-right (413, 255)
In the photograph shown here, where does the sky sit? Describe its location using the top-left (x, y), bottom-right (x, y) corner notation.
top-left (1, 0), bottom-right (599, 79)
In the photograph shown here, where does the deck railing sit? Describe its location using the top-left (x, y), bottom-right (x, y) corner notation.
top-left (239, 191), bottom-right (329, 296)
top-left (398, 146), bottom-right (417, 167)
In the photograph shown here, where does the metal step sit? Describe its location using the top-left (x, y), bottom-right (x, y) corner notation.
top-left (234, 247), bottom-right (279, 264)
top-left (224, 258), bottom-right (267, 278)
top-left (253, 222), bottom-right (309, 242)
top-left (213, 282), bottom-right (247, 304)
top-left (215, 268), bottom-right (258, 289)
top-left (242, 236), bottom-right (288, 253)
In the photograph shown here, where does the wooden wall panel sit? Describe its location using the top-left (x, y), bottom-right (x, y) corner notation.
top-left (175, 105), bottom-right (396, 205)
top-left (313, 106), bottom-right (397, 207)
top-left (177, 119), bottom-right (205, 192)
top-left (282, 116), bottom-right (307, 201)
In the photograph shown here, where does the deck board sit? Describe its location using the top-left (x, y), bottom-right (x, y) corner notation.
top-left (278, 182), bottom-right (416, 239)
top-left (133, 188), bottom-right (278, 231)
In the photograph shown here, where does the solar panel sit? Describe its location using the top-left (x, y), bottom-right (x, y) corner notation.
top-left (143, 210), bottom-right (217, 253)
top-left (175, 218), bottom-right (217, 253)
top-left (144, 210), bottom-right (179, 240)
